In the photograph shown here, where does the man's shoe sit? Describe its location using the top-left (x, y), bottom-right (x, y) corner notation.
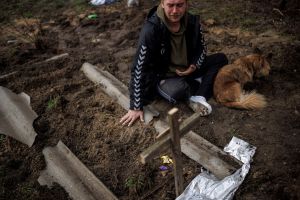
top-left (188, 96), bottom-right (212, 116)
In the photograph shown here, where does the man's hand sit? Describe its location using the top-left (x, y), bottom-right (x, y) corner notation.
top-left (176, 64), bottom-right (196, 76)
top-left (120, 110), bottom-right (144, 126)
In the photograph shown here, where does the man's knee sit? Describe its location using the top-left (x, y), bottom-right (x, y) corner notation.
top-left (157, 78), bottom-right (190, 103)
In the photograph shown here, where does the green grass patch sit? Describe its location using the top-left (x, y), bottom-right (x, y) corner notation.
top-left (125, 174), bottom-right (148, 194)
top-left (16, 183), bottom-right (38, 199)
top-left (47, 96), bottom-right (59, 110)
top-left (229, 128), bottom-right (239, 135)
top-left (0, 134), bottom-right (5, 143)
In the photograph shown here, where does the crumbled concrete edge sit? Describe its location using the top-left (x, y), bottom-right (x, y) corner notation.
top-left (38, 140), bottom-right (118, 200)
top-left (0, 86), bottom-right (38, 147)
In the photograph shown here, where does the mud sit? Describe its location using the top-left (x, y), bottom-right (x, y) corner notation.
top-left (0, 0), bottom-right (299, 199)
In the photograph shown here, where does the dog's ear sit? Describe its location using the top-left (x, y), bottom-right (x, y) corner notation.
top-left (253, 47), bottom-right (263, 55)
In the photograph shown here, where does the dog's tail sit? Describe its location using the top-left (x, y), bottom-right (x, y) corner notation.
top-left (223, 91), bottom-right (267, 110)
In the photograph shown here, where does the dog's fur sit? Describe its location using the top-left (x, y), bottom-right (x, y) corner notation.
top-left (213, 53), bottom-right (271, 110)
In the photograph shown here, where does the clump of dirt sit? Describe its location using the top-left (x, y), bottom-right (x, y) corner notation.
top-left (0, 0), bottom-right (299, 200)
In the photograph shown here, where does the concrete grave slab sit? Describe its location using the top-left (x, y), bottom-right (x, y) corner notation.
top-left (38, 140), bottom-right (118, 200)
top-left (81, 62), bottom-right (159, 124)
top-left (0, 86), bottom-right (38, 147)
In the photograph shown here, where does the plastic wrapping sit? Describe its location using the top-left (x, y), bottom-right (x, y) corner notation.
top-left (127, 0), bottom-right (139, 7)
top-left (176, 136), bottom-right (256, 200)
top-left (90, 0), bottom-right (117, 6)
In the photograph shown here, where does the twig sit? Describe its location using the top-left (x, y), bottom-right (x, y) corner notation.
top-left (44, 53), bottom-right (69, 62)
top-left (26, 53), bottom-right (69, 66)
top-left (273, 8), bottom-right (284, 16)
top-left (0, 71), bottom-right (19, 80)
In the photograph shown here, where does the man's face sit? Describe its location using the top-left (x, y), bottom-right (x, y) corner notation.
top-left (161, 0), bottom-right (187, 24)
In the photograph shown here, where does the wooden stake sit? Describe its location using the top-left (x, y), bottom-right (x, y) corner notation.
top-left (168, 108), bottom-right (184, 196)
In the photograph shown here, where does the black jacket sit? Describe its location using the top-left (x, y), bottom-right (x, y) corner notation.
top-left (129, 6), bottom-right (207, 110)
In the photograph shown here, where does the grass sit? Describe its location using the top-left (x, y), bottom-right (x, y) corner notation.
top-left (19, 184), bottom-right (34, 195)
top-left (229, 128), bottom-right (239, 135)
top-left (0, 134), bottom-right (5, 143)
top-left (125, 175), bottom-right (146, 194)
top-left (16, 183), bottom-right (39, 199)
top-left (47, 96), bottom-right (59, 110)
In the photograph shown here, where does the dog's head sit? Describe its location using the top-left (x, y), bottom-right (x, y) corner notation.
top-left (246, 50), bottom-right (272, 78)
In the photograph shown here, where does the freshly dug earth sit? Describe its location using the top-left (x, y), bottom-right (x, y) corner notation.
top-left (0, 0), bottom-right (299, 199)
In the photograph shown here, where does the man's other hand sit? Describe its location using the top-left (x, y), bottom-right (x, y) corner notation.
top-left (176, 64), bottom-right (196, 76)
top-left (120, 110), bottom-right (144, 126)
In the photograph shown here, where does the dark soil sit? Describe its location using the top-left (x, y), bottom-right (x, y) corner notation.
top-left (0, 0), bottom-right (299, 199)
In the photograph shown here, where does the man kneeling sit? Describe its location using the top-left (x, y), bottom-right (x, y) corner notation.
top-left (120, 0), bottom-right (228, 126)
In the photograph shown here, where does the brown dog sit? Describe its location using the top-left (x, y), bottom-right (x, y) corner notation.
top-left (213, 53), bottom-right (271, 110)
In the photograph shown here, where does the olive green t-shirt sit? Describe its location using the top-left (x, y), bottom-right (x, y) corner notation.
top-left (156, 5), bottom-right (188, 76)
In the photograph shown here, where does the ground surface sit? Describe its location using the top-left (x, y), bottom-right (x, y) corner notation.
top-left (0, 0), bottom-right (299, 199)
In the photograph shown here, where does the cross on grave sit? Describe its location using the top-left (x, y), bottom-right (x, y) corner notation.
top-left (139, 108), bottom-right (242, 197)
top-left (168, 108), bottom-right (184, 195)
top-left (81, 62), bottom-right (242, 197)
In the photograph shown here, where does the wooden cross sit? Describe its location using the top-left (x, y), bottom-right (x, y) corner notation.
top-left (80, 63), bottom-right (241, 197)
top-left (168, 108), bottom-right (184, 196)
top-left (140, 108), bottom-right (242, 197)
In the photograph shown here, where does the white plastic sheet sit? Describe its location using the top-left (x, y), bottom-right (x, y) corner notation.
top-left (90, 0), bottom-right (139, 7)
top-left (176, 136), bottom-right (256, 200)
top-left (90, 0), bottom-right (117, 6)
top-left (127, 0), bottom-right (139, 7)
